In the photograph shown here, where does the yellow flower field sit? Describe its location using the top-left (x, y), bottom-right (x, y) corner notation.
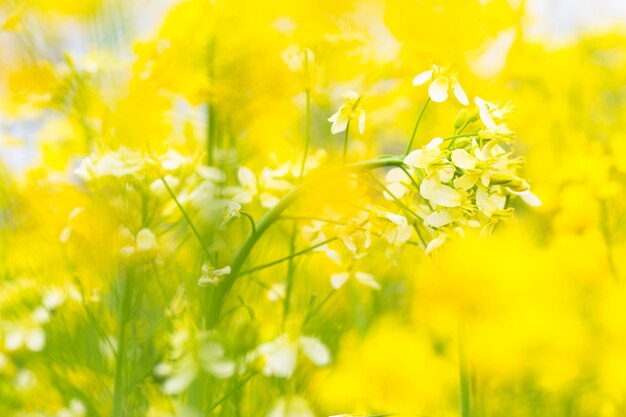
top-left (0, 1), bottom-right (625, 416)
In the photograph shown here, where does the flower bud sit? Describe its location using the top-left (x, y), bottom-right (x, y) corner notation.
top-left (454, 109), bottom-right (468, 130)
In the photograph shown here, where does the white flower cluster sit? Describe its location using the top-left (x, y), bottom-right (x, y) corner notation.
top-left (395, 96), bottom-right (540, 253)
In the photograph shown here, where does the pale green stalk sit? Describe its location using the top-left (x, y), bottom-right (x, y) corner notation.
top-left (404, 98), bottom-right (431, 157)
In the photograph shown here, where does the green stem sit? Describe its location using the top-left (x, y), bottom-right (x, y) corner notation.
top-left (285, 81), bottom-right (313, 327)
top-left (238, 235), bottom-right (337, 277)
top-left (161, 177), bottom-right (210, 256)
top-left (443, 131), bottom-right (480, 144)
top-left (282, 222), bottom-right (298, 328)
top-left (112, 270), bottom-right (132, 417)
top-left (404, 98), bottom-right (431, 157)
top-left (240, 211), bottom-right (256, 234)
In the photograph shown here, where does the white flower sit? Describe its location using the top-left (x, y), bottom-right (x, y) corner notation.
top-left (328, 90), bottom-right (366, 134)
top-left (382, 212), bottom-right (413, 245)
top-left (403, 137), bottom-right (444, 169)
top-left (136, 228), bottom-right (158, 252)
top-left (330, 271), bottom-right (380, 290)
top-left (413, 65), bottom-right (469, 105)
top-left (155, 329), bottom-right (235, 395)
top-left (423, 209), bottom-right (458, 228)
top-left (254, 334), bottom-right (330, 378)
top-left (451, 149), bottom-right (478, 170)
top-left (231, 166), bottom-right (257, 204)
top-left (420, 178), bottom-right (463, 207)
top-left (510, 189), bottom-right (542, 207)
top-left (476, 188), bottom-right (507, 217)
top-left (222, 201), bottom-right (242, 225)
top-left (198, 265), bottom-right (231, 287)
top-left (474, 96), bottom-right (513, 134)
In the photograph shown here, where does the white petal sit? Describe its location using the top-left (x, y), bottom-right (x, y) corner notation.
top-left (475, 96), bottom-right (497, 130)
top-left (519, 190), bottom-right (542, 207)
top-left (451, 149), bottom-right (477, 170)
top-left (330, 115), bottom-right (349, 134)
top-left (420, 178), bottom-right (438, 200)
top-left (424, 210), bottom-right (455, 228)
top-left (385, 182), bottom-right (407, 200)
top-left (454, 174), bottom-right (478, 191)
top-left (238, 166), bottom-right (257, 187)
top-left (205, 359), bottom-right (236, 378)
top-left (330, 272), bottom-right (350, 289)
top-left (163, 367), bottom-right (198, 395)
top-left (437, 165), bottom-right (456, 183)
top-left (357, 109), bottom-right (366, 134)
top-left (26, 328), bottom-right (45, 352)
top-left (258, 336), bottom-right (298, 378)
top-left (425, 136), bottom-right (444, 150)
top-left (136, 228), bottom-right (157, 252)
top-left (412, 69), bottom-right (433, 86)
top-left (425, 234), bottom-right (447, 254)
top-left (268, 283), bottom-right (286, 302)
top-left (428, 76), bottom-right (449, 102)
top-left (403, 149), bottom-right (426, 168)
top-left (385, 167), bottom-right (407, 183)
top-left (429, 184), bottom-right (463, 207)
top-left (451, 77), bottom-right (469, 106)
top-left (355, 272), bottom-right (381, 290)
top-left (385, 212), bottom-right (407, 226)
top-left (299, 336), bottom-right (331, 366)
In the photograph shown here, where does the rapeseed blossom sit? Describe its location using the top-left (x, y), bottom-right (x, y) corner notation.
top-left (0, 1), bottom-right (625, 417)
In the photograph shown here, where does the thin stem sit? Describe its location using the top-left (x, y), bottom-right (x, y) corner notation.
top-left (209, 372), bottom-right (258, 411)
top-left (404, 98), bottom-right (431, 157)
top-left (112, 270), bottom-right (132, 417)
top-left (161, 177), bottom-right (210, 256)
top-left (443, 130), bottom-right (480, 143)
top-left (343, 121), bottom-right (351, 162)
top-left (283, 223), bottom-right (298, 328)
top-left (239, 236), bottom-right (336, 277)
top-left (240, 211), bottom-right (256, 234)
top-left (302, 289), bottom-right (336, 327)
top-left (284, 80), bottom-right (313, 327)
